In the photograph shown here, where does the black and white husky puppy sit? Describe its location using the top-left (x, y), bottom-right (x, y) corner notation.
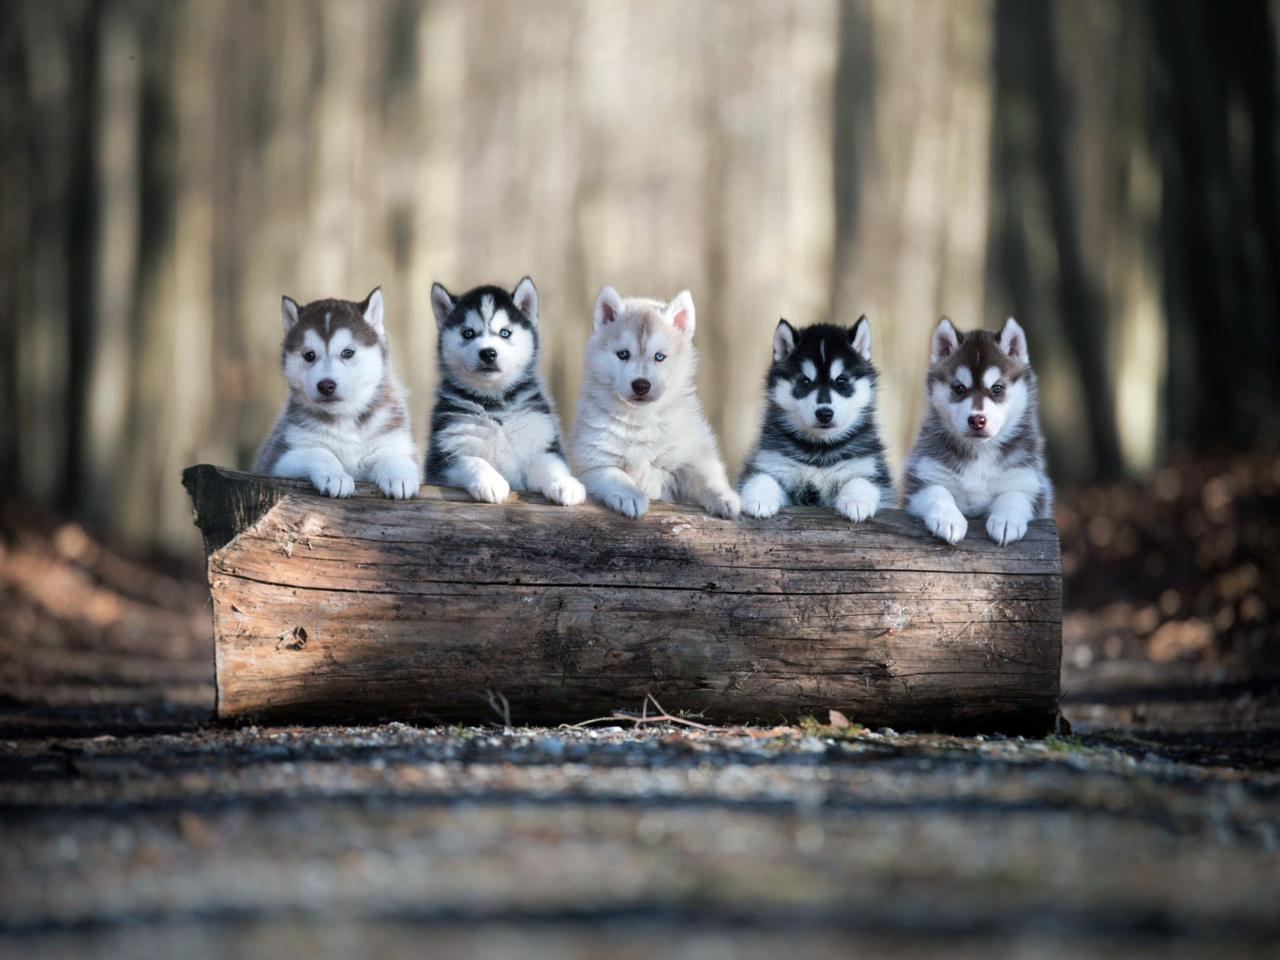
top-left (902, 317), bottom-right (1053, 545)
top-left (425, 278), bottom-right (585, 506)
top-left (255, 287), bottom-right (420, 499)
top-left (738, 317), bottom-right (893, 521)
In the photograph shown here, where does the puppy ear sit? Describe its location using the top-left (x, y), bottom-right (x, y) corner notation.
top-left (431, 283), bottom-right (455, 329)
top-left (850, 315), bottom-right (872, 361)
top-left (361, 286), bottom-right (385, 333)
top-left (594, 285), bottom-right (623, 329)
top-left (663, 290), bottom-right (696, 336)
top-left (512, 276), bottom-right (538, 325)
top-left (998, 316), bottom-right (1029, 363)
top-left (931, 317), bottom-right (960, 364)
top-left (282, 296), bottom-right (300, 333)
top-left (773, 319), bottom-right (796, 362)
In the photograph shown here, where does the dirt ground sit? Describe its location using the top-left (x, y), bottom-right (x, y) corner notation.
top-left (2, 455), bottom-right (1279, 958)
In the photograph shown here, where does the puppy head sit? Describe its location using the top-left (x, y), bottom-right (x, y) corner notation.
top-left (769, 316), bottom-right (877, 443)
top-left (586, 286), bottom-right (697, 408)
top-left (280, 287), bottom-right (388, 415)
top-left (927, 316), bottom-right (1032, 442)
top-left (432, 278), bottom-right (538, 397)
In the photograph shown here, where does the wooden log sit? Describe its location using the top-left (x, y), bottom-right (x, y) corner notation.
top-left (182, 464), bottom-right (1063, 734)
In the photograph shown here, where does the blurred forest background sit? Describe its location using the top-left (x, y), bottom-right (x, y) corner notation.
top-left (1, 0), bottom-right (1279, 558)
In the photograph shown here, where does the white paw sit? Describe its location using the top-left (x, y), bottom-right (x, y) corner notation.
top-left (469, 468), bottom-right (511, 504)
top-left (987, 509), bottom-right (1029, 546)
top-left (741, 493), bottom-right (780, 519)
top-left (314, 472), bottom-right (355, 498)
top-left (607, 488), bottom-right (648, 518)
top-left (707, 491), bottom-right (741, 520)
top-left (545, 476), bottom-right (587, 506)
top-left (377, 472), bottom-right (419, 500)
top-left (835, 496), bottom-right (877, 522)
top-left (925, 504), bottom-right (968, 544)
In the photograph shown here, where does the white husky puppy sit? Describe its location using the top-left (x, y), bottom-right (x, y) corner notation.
top-left (255, 287), bottom-right (420, 499)
top-left (425, 278), bottom-right (585, 506)
top-left (571, 286), bottom-right (739, 520)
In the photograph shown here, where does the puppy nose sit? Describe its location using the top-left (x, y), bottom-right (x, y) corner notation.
top-left (316, 379), bottom-right (337, 397)
top-left (969, 413), bottom-right (987, 430)
top-left (631, 378), bottom-right (651, 397)
top-left (479, 348), bottom-right (498, 363)
top-left (815, 407), bottom-right (834, 424)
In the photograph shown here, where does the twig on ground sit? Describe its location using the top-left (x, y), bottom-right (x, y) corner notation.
top-left (612, 693), bottom-right (721, 732)
top-left (484, 689), bottom-right (512, 729)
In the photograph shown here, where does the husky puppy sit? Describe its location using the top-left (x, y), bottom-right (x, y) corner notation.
top-left (255, 287), bottom-right (420, 499)
top-left (738, 317), bottom-right (893, 521)
top-left (425, 278), bottom-right (585, 506)
top-left (902, 317), bottom-right (1053, 545)
top-left (571, 286), bottom-right (739, 520)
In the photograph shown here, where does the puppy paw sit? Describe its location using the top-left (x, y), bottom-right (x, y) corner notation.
top-left (377, 472), bottom-right (419, 500)
top-left (469, 468), bottom-right (511, 504)
top-left (740, 478), bottom-right (782, 518)
top-left (313, 472), bottom-right (355, 498)
top-left (544, 476), bottom-right (587, 506)
top-left (606, 488), bottom-right (649, 518)
top-left (924, 504), bottom-right (968, 544)
top-left (707, 491), bottom-right (741, 520)
top-left (986, 509), bottom-right (1028, 546)
top-left (835, 495), bottom-right (877, 522)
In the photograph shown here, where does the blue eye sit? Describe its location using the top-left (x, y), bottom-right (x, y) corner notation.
top-left (499, 329), bottom-right (511, 339)
top-left (341, 348), bottom-right (355, 360)
top-left (991, 383), bottom-right (1004, 395)
top-left (654, 352), bottom-right (666, 362)
top-left (616, 350), bottom-right (630, 361)
top-left (461, 330), bottom-right (476, 340)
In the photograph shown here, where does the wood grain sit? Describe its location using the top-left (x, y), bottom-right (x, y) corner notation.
top-left (183, 464), bottom-right (1063, 733)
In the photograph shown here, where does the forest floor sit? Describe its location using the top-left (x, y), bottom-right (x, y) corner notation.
top-left (1, 453), bottom-right (1278, 958)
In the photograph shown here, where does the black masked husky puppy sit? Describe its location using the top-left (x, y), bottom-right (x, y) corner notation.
top-left (426, 278), bottom-right (585, 505)
top-left (739, 317), bottom-right (893, 520)
top-left (255, 287), bottom-right (420, 499)
top-left (902, 317), bottom-right (1053, 545)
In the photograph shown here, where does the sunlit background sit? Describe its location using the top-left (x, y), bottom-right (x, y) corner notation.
top-left (2, 0), bottom-right (1278, 558)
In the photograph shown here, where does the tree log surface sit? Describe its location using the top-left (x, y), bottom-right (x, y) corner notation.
top-left (182, 464), bottom-right (1063, 734)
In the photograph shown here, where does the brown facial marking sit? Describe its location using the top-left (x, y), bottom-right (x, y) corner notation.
top-left (284, 298), bottom-right (381, 353)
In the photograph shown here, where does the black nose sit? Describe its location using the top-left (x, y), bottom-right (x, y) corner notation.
top-left (969, 413), bottom-right (987, 430)
top-left (631, 379), bottom-right (651, 397)
top-left (316, 379), bottom-right (336, 397)
top-left (479, 348), bottom-right (498, 363)
top-left (815, 407), bottom-right (834, 423)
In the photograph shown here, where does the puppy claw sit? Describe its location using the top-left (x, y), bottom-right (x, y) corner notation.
top-left (835, 497), bottom-right (877, 523)
top-left (607, 490), bottom-right (648, 518)
top-left (469, 471), bottom-right (510, 504)
top-left (378, 474), bottom-right (419, 500)
top-left (925, 507), bottom-right (967, 545)
top-left (986, 513), bottom-right (1028, 546)
top-left (545, 477), bottom-right (587, 506)
top-left (708, 492), bottom-right (741, 520)
top-left (315, 473), bottom-right (355, 498)
top-left (742, 496), bottom-right (780, 519)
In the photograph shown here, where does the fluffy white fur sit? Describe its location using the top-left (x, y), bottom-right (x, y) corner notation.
top-left (570, 286), bottom-right (739, 519)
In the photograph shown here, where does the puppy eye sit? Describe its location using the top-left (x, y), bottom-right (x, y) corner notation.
top-left (341, 348), bottom-right (355, 360)
top-left (303, 350), bottom-right (316, 363)
top-left (991, 383), bottom-right (1004, 395)
top-left (499, 329), bottom-right (511, 339)
top-left (952, 382), bottom-right (966, 396)
top-left (654, 352), bottom-right (666, 362)
top-left (836, 376), bottom-right (849, 386)
top-left (616, 350), bottom-right (630, 361)
top-left (461, 330), bottom-right (476, 340)
top-left (798, 377), bottom-right (812, 388)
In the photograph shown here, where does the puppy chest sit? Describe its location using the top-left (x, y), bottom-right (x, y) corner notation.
top-left (444, 410), bottom-right (555, 475)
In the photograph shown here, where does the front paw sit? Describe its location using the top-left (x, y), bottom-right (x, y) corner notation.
top-left (377, 472), bottom-right (419, 500)
top-left (469, 468), bottom-right (511, 504)
top-left (544, 476), bottom-right (587, 506)
top-left (924, 503), bottom-right (968, 544)
top-left (986, 509), bottom-right (1029, 546)
top-left (835, 495), bottom-right (877, 522)
top-left (312, 472), bottom-right (355, 498)
top-left (740, 477), bottom-right (781, 518)
top-left (707, 491), bottom-right (741, 520)
top-left (606, 488), bottom-right (648, 518)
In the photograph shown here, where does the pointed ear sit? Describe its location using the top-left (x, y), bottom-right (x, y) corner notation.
top-left (361, 286), bottom-right (385, 333)
top-left (663, 290), bottom-right (696, 336)
top-left (282, 296), bottom-right (300, 333)
top-left (773, 319), bottom-right (796, 362)
top-left (512, 276), bottom-right (538, 325)
top-left (931, 317), bottom-right (960, 364)
top-left (851, 315), bottom-right (872, 361)
top-left (431, 283), bottom-right (455, 329)
top-left (593, 285), bottom-right (623, 329)
top-left (998, 316), bottom-right (1029, 363)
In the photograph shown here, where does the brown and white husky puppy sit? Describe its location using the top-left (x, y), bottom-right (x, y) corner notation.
top-left (902, 317), bottom-right (1053, 545)
top-left (255, 287), bottom-right (420, 499)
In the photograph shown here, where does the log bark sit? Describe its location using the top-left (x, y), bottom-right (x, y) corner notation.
top-left (183, 464), bottom-right (1062, 734)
